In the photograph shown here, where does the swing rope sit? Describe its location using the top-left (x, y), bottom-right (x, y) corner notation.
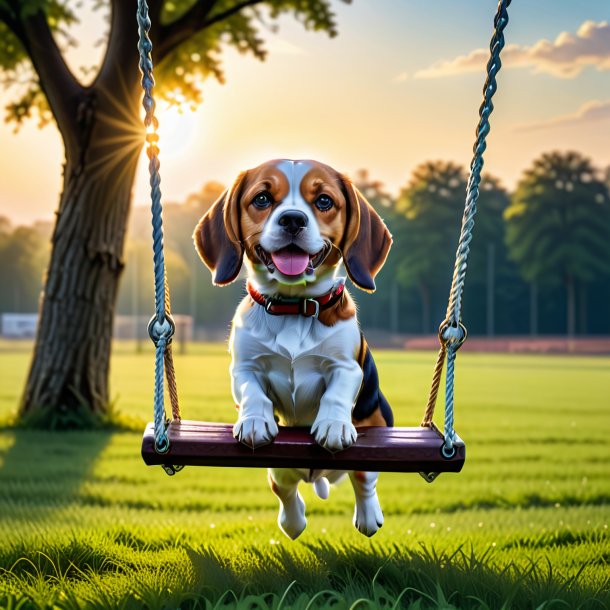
top-left (136, 0), bottom-right (510, 460)
top-left (421, 0), bottom-right (511, 456)
top-left (137, 0), bottom-right (181, 454)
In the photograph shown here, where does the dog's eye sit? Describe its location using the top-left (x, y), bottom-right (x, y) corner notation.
top-left (314, 194), bottom-right (334, 212)
top-left (252, 191), bottom-right (273, 209)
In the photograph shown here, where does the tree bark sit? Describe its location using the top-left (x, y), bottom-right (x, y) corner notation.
top-left (20, 77), bottom-right (143, 422)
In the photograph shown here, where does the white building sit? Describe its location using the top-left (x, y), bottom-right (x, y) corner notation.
top-left (1, 313), bottom-right (39, 338)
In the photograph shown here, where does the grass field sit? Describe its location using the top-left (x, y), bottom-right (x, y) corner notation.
top-left (0, 341), bottom-right (608, 609)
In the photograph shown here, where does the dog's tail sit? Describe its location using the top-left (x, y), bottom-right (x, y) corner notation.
top-left (313, 477), bottom-right (330, 500)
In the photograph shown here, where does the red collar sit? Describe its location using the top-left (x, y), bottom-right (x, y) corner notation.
top-left (247, 280), bottom-right (345, 318)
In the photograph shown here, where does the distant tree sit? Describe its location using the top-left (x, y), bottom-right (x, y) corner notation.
top-left (117, 239), bottom-right (190, 320)
top-left (0, 216), bottom-right (11, 236)
top-left (184, 181), bottom-right (226, 213)
top-left (462, 175), bottom-right (512, 336)
top-left (0, 0), bottom-right (349, 423)
top-left (352, 169), bottom-right (407, 334)
top-left (396, 162), bottom-right (466, 333)
top-left (397, 162), bottom-right (513, 334)
top-left (505, 151), bottom-right (610, 337)
top-left (0, 224), bottom-right (50, 314)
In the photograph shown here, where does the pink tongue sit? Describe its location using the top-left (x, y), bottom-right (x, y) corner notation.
top-left (271, 248), bottom-right (310, 276)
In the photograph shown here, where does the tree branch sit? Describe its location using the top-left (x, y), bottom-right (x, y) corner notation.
top-left (157, 0), bottom-right (266, 62)
top-left (12, 5), bottom-right (83, 142)
top-left (0, 4), bottom-right (26, 45)
top-left (157, 0), bottom-right (217, 61)
top-left (202, 0), bottom-right (267, 29)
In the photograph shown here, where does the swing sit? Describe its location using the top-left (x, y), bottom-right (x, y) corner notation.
top-left (138, 0), bottom-right (511, 479)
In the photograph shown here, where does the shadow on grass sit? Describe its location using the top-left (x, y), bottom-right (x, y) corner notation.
top-left (0, 428), bottom-right (111, 561)
top-left (182, 542), bottom-right (609, 610)
top-left (2, 538), bottom-right (608, 609)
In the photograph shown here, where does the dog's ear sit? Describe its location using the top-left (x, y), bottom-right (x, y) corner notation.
top-left (193, 172), bottom-right (246, 286)
top-left (341, 177), bottom-right (392, 292)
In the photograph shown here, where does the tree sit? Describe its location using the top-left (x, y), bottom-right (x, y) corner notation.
top-left (396, 161), bottom-right (507, 333)
top-left (505, 151), bottom-right (610, 337)
top-left (396, 162), bottom-right (465, 333)
top-left (351, 169), bottom-right (408, 334)
top-left (0, 221), bottom-right (50, 314)
top-left (0, 0), bottom-right (348, 423)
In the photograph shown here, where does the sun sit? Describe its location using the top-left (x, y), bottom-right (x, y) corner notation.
top-left (155, 104), bottom-right (199, 161)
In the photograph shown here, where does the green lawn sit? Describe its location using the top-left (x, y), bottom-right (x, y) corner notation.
top-left (0, 341), bottom-right (608, 609)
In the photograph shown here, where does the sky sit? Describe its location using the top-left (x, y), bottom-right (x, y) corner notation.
top-left (1, 0), bottom-right (609, 224)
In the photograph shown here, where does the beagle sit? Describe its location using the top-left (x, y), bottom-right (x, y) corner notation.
top-left (194, 159), bottom-right (393, 539)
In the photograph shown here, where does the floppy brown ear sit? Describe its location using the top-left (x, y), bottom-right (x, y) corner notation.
top-left (193, 172), bottom-right (246, 286)
top-left (341, 179), bottom-right (392, 292)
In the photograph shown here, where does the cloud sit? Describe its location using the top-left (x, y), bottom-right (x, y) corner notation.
top-left (514, 99), bottom-right (610, 132)
top-left (414, 21), bottom-right (610, 79)
top-left (392, 72), bottom-right (409, 84)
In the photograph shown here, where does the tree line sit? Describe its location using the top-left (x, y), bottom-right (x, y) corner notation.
top-left (3, 150), bottom-right (609, 338)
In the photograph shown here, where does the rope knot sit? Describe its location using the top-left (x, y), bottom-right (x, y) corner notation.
top-left (148, 314), bottom-right (175, 346)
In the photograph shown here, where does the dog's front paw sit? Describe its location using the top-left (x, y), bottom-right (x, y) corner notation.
top-left (353, 494), bottom-right (384, 537)
top-left (233, 416), bottom-right (278, 448)
top-left (311, 419), bottom-right (357, 453)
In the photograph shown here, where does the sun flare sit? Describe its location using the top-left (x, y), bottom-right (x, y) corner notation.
top-left (155, 105), bottom-right (199, 161)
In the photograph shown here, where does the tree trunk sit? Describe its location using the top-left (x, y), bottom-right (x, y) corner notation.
top-left (578, 282), bottom-right (588, 335)
top-left (486, 242), bottom-right (495, 337)
top-left (20, 84), bottom-right (143, 422)
top-left (420, 283), bottom-right (431, 334)
top-left (529, 282), bottom-right (538, 336)
top-left (390, 281), bottom-right (399, 335)
top-left (566, 275), bottom-right (576, 338)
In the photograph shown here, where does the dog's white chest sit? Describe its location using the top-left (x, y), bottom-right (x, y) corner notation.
top-left (230, 304), bottom-right (361, 426)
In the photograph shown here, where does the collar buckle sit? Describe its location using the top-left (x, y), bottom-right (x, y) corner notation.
top-left (264, 299), bottom-right (278, 315)
top-left (301, 298), bottom-right (320, 318)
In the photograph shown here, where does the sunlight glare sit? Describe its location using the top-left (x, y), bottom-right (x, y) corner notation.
top-left (155, 105), bottom-right (199, 161)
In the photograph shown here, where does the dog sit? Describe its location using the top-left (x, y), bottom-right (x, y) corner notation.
top-left (194, 159), bottom-right (393, 539)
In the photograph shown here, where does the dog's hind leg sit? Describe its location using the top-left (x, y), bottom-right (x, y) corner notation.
top-left (268, 468), bottom-right (307, 540)
top-left (348, 470), bottom-right (384, 537)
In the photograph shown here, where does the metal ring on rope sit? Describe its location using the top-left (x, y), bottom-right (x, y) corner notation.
top-left (439, 320), bottom-right (468, 349)
top-left (148, 314), bottom-right (176, 347)
top-left (423, 0), bottom-right (511, 458)
top-left (136, 0), bottom-right (511, 466)
top-left (137, 0), bottom-right (182, 459)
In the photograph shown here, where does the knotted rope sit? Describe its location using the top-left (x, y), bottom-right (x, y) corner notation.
top-left (137, 0), bottom-right (181, 454)
top-left (422, 0), bottom-right (511, 457)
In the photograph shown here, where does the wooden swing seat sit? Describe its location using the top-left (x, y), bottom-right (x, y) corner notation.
top-left (141, 420), bottom-right (465, 473)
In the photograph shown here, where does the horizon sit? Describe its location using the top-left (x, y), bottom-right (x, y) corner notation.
top-left (1, 1), bottom-right (609, 225)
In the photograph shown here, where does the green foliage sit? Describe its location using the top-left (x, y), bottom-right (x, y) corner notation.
top-left (0, 218), bottom-right (50, 313)
top-left (393, 162), bottom-right (513, 331)
top-left (466, 175), bottom-right (510, 282)
top-left (0, 0), bottom-right (347, 125)
top-left (396, 161), bottom-right (467, 291)
top-left (397, 162), bottom-right (510, 292)
top-left (505, 151), bottom-right (610, 286)
top-left (0, 1), bottom-right (77, 127)
top-left (156, 0), bottom-right (345, 109)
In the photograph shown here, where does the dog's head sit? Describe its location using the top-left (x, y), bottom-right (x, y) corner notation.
top-left (194, 159), bottom-right (392, 293)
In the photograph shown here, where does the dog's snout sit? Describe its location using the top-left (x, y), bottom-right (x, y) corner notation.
top-left (278, 210), bottom-right (308, 235)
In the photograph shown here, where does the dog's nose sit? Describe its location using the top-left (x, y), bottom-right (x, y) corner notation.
top-left (278, 210), bottom-right (308, 235)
